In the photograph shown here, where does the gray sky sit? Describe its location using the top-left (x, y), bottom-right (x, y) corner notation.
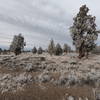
top-left (0, 0), bottom-right (100, 49)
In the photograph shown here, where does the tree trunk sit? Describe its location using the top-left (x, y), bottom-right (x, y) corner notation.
top-left (14, 48), bottom-right (21, 56)
top-left (86, 51), bottom-right (89, 58)
top-left (78, 41), bottom-right (85, 59)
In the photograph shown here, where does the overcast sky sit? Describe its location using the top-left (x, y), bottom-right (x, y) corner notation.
top-left (0, 0), bottom-right (100, 49)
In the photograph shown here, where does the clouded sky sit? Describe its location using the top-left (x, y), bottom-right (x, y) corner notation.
top-left (0, 0), bottom-right (100, 49)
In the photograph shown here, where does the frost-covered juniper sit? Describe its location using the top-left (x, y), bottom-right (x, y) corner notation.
top-left (48, 39), bottom-right (55, 56)
top-left (54, 43), bottom-right (62, 56)
top-left (37, 47), bottom-right (43, 54)
top-left (10, 34), bottom-right (26, 55)
top-left (32, 46), bottom-right (37, 54)
top-left (63, 44), bottom-right (71, 53)
top-left (70, 5), bottom-right (99, 58)
top-left (0, 48), bottom-right (2, 54)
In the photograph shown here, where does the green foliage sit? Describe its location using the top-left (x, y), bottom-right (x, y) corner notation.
top-left (10, 34), bottom-right (26, 55)
top-left (48, 39), bottom-right (55, 55)
top-left (54, 43), bottom-right (62, 56)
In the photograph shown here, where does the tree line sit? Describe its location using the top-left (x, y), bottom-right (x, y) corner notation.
top-left (8, 34), bottom-right (71, 56)
top-left (0, 34), bottom-right (71, 56)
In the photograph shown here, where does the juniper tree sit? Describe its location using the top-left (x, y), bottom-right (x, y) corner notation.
top-left (0, 48), bottom-right (2, 54)
top-left (3, 49), bottom-right (8, 54)
top-left (70, 5), bottom-right (99, 58)
top-left (63, 44), bottom-right (71, 53)
top-left (10, 34), bottom-right (26, 55)
top-left (37, 47), bottom-right (43, 54)
top-left (32, 47), bottom-right (37, 54)
top-left (54, 43), bottom-right (62, 56)
top-left (48, 39), bottom-right (55, 56)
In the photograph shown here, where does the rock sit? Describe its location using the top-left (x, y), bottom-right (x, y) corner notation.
top-left (85, 97), bottom-right (89, 100)
top-left (79, 97), bottom-right (83, 100)
top-left (67, 96), bottom-right (74, 100)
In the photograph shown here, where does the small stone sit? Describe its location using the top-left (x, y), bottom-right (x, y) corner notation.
top-left (79, 97), bottom-right (83, 100)
top-left (85, 97), bottom-right (88, 100)
top-left (67, 96), bottom-right (74, 100)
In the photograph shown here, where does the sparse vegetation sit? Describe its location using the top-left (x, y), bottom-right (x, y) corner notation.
top-left (10, 34), bottom-right (26, 55)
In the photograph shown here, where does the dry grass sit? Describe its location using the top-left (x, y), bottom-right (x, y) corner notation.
top-left (0, 53), bottom-right (98, 100)
top-left (0, 83), bottom-right (95, 100)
